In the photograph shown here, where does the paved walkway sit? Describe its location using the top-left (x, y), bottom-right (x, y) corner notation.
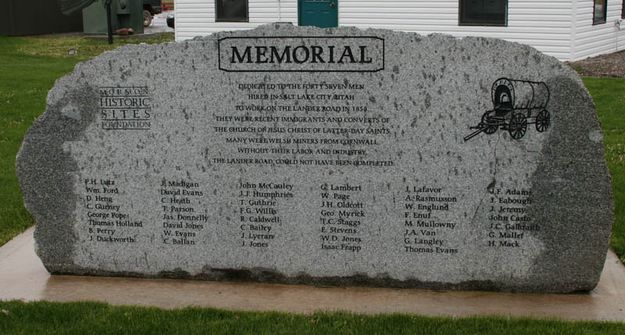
top-left (1, 227), bottom-right (624, 321)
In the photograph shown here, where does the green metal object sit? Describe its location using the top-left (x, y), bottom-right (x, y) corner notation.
top-left (83, 0), bottom-right (143, 35)
top-left (106, 0), bottom-right (113, 44)
top-left (58, 0), bottom-right (98, 15)
top-left (299, 0), bottom-right (338, 28)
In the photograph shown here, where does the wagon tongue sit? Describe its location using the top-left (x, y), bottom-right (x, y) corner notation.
top-left (463, 126), bottom-right (486, 142)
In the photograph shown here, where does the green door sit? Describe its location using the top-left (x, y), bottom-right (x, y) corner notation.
top-left (299, 0), bottom-right (338, 28)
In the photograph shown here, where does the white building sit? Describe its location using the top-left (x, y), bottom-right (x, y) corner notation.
top-left (174, 0), bottom-right (625, 61)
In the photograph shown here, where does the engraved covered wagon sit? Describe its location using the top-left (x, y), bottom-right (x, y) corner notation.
top-left (464, 78), bottom-right (551, 141)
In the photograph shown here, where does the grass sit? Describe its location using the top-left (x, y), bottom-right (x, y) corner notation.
top-left (583, 78), bottom-right (625, 262)
top-left (15, 33), bottom-right (173, 61)
top-left (1, 300), bottom-right (625, 335)
top-left (0, 33), bottom-right (173, 246)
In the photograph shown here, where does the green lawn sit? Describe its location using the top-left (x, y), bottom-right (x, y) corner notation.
top-left (0, 33), bottom-right (173, 246)
top-left (583, 78), bottom-right (625, 261)
top-left (0, 34), bottom-right (624, 334)
top-left (1, 300), bottom-right (625, 335)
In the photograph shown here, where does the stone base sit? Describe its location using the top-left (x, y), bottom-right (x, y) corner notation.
top-left (2, 228), bottom-right (625, 321)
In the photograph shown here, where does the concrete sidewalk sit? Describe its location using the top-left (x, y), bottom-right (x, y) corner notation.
top-left (1, 227), bottom-right (624, 321)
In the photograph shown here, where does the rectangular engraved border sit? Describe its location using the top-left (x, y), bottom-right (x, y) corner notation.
top-left (218, 36), bottom-right (385, 73)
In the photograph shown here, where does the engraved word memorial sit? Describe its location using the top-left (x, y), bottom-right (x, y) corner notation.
top-left (17, 24), bottom-right (614, 293)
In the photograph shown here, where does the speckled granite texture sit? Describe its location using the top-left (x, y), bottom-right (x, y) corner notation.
top-left (17, 24), bottom-right (613, 292)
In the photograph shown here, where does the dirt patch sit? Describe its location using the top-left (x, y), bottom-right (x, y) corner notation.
top-left (568, 50), bottom-right (625, 78)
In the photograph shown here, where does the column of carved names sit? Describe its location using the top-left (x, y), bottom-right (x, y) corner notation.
top-left (83, 177), bottom-right (142, 243)
top-left (486, 188), bottom-right (540, 248)
top-left (402, 184), bottom-right (459, 255)
top-left (159, 178), bottom-right (206, 246)
top-left (236, 181), bottom-right (294, 248)
top-left (319, 183), bottom-right (365, 253)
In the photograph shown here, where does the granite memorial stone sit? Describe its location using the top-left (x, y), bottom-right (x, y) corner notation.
top-left (17, 24), bottom-right (614, 293)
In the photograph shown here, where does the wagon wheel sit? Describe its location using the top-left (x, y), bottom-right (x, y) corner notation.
top-left (508, 112), bottom-right (527, 140)
top-left (535, 109), bottom-right (550, 132)
top-left (481, 112), bottom-right (498, 134)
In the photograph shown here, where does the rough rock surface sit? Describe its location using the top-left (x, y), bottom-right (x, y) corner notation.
top-left (17, 24), bottom-right (613, 293)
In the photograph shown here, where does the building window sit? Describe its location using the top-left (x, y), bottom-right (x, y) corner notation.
top-left (621, 0), bottom-right (624, 19)
top-left (216, 0), bottom-right (248, 22)
top-left (593, 0), bottom-right (607, 25)
top-left (459, 0), bottom-right (508, 26)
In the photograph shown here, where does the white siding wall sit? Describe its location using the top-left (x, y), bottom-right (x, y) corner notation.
top-left (174, 0), bottom-right (601, 60)
top-left (572, 0), bottom-right (625, 60)
top-left (339, 0), bottom-right (573, 60)
top-left (174, 0), bottom-right (298, 41)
